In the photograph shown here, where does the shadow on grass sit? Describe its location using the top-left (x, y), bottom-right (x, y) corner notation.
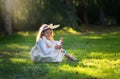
top-left (0, 56), bottom-right (99, 79)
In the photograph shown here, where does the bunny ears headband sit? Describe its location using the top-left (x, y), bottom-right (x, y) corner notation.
top-left (42, 24), bottom-right (60, 31)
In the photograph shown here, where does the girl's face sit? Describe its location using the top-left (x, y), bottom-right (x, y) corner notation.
top-left (43, 29), bottom-right (53, 40)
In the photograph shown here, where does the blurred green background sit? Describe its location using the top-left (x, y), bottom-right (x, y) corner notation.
top-left (0, 0), bottom-right (120, 35)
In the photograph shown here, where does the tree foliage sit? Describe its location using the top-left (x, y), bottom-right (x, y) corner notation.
top-left (0, 0), bottom-right (120, 33)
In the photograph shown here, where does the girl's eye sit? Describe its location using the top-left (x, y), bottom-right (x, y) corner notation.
top-left (46, 32), bottom-right (52, 34)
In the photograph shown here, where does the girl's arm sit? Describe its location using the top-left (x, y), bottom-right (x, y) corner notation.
top-left (39, 41), bottom-right (55, 54)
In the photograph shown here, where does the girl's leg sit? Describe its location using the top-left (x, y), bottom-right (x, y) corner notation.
top-left (61, 49), bottom-right (78, 61)
top-left (65, 53), bottom-right (78, 61)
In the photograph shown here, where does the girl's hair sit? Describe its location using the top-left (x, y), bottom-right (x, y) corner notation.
top-left (36, 24), bottom-right (53, 42)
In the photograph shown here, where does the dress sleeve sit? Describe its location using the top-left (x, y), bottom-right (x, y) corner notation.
top-left (38, 41), bottom-right (55, 54)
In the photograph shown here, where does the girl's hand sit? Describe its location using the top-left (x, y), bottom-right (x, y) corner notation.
top-left (55, 45), bottom-right (62, 49)
top-left (59, 37), bottom-right (63, 44)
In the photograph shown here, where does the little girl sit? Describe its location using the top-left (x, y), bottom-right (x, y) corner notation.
top-left (30, 24), bottom-right (78, 62)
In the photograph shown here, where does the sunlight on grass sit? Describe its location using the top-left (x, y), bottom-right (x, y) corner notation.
top-left (80, 36), bottom-right (102, 39)
top-left (57, 50), bottom-right (120, 79)
top-left (58, 64), bottom-right (105, 78)
top-left (82, 59), bottom-right (120, 69)
top-left (10, 58), bottom-right (27, 63)
top-left (16, 31), bottom-right (37, 37)
top-left (55, 27), bottom-right (81, 35)
top-left (90, 52), bottom-right (120, 59)
top-left (58, 58), bottom-right (120, 78)
top-left (7, 43), bottom-right (30, 50)
top-left (10, 58), bottom-right (31, 64)
top-left (63, 27), bottom-right (80, 34)
top-left (17, 32), bottom-right (30, 36)
top-left (110, 32), bottom-right (119, 35)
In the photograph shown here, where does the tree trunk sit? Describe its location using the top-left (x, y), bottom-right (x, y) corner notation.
top-left (63, 0), bottom-right (71, 6)
top-left (83, 4), bottom-right (89, 24)
top-left (63, 0), bottom-right (79, 29)
top-left (4, 0), bottom-right (12, 35)
top-left (99, 7), bottom-right (108, 26)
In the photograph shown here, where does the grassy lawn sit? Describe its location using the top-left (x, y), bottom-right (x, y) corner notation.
top-left (0, 26), bottom-right (120, 79)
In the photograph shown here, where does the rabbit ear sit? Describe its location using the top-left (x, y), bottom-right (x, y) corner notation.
top-left (52, 24), bottom-right (60, 29)
top-left (48, 24), bottom-right (60, 29)
top-left (48, 24), bottom-right (53, 27)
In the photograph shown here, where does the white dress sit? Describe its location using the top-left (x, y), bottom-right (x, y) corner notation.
top-left (30, 36), bottom-right (65, 62)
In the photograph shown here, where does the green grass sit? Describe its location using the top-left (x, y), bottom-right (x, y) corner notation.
top-left (0, 26), bottom-right (120, 79)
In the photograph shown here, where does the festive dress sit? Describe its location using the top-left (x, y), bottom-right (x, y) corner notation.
top-left (30, 36), bottom-right (65, 62)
